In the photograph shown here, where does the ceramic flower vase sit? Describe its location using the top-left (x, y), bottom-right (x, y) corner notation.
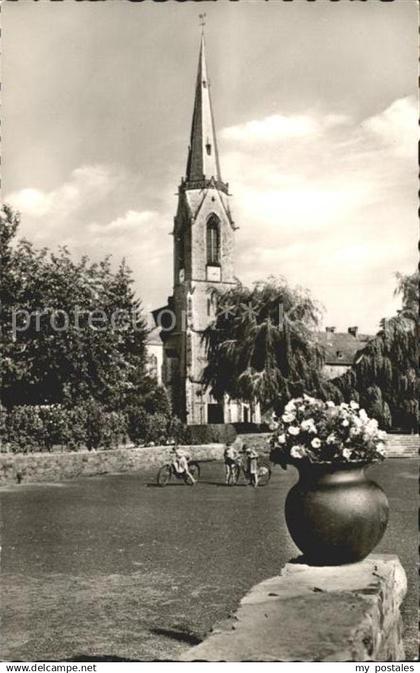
top-left (285, 461), bottom-right (389, 565)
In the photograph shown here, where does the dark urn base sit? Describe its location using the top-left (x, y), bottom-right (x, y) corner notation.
top-left (285, 462), bottom-right (389, 565)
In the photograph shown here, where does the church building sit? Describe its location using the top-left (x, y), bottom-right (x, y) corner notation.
top-left (153, 34), bottom-right (260, 426)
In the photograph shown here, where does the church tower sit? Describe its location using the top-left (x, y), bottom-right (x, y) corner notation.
top-left (156, 31), bottom-right (250, 425)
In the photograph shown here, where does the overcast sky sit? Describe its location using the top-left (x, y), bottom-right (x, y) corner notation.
top-left (3, 1), bottom-right (417, 333)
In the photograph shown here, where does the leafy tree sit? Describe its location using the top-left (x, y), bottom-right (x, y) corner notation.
top-left (0, 205), bottom-right (149, 410)
top-left (394, 271), bottom-right (418, 319)
top-left (202, 276), bottom-right (326, 412)
top-left (331, 271), bottom-right (418, 431)
top-left (1, 206), bottom-right (48, 403)
top-left (125, 378), bottom-right (173, 445)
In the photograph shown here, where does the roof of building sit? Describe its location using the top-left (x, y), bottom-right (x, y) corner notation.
top-left (316, 330), bottom-right (372, 366)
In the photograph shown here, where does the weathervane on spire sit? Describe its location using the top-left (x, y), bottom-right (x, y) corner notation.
top-left (199, 13), bottom-right (206, 32)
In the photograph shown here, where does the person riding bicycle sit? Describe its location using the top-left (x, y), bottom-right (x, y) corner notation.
top-left (171, 446), bottom-right (196, 485)
top-left (244, 444), bottom-right (259, 487)
top-left (224, 442), bottom-right (239, 485)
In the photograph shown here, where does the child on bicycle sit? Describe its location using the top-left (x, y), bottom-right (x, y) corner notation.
top-left (244, 445), bottom-right (259, 487)
top-left (171, 446), bottom-right (196, 485)
top-left (224, 442), bottom-right (239, 485)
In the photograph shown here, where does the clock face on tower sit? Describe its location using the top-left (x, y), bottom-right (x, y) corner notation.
top-left (206, 265), bottom-right (221, 282)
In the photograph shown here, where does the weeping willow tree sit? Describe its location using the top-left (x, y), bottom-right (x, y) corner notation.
top-left (331, 271), bottom-right (418, 431)
top-left (202, 277), bottom-right (326, 413)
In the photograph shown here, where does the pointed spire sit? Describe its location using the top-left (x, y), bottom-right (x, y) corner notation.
top-left (185, 31), bottom-right (225, 189)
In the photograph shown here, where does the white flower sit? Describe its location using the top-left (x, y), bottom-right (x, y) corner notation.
top-left (311, 438), bottom-right (321, 449)
top-left (378, 430), bottom-right (387, 441)
top-left (303, 394), bottom-right (316, 404)
top-left (288, 426), bottom-right (300, 436)
top-left (341, 419), bottom-right (349, 427)
top-left (326, 433), bottom-right (337, 444)
top-left (277, 433), bottom-right (286, 445)
top-left (363, 419), bottom-right (379, 440)
top-left (284, 401), bottom-right (296, 412)
top-left (326, 401), bottom-right (335, 408)
top-left (301, 419), bottom-right (316, 432)
top-left (376, 442), bottom-right (386, 456)
top-left (282, 412), bottom-right (296, 423)
top-left (350, 416), bottom-right (362, 434)
top-left (268, 422), bottom-right (279, 431)
top-left (350, 401), bottom-right (359, 410)
top-left (342, 448), bottom-right (352, 460)
top-left (359, 409), bottom-right (368, 421)
top-left (290, 445), bottom-right (307, 459)
top-left (340, 402), bottom-right (349, 410)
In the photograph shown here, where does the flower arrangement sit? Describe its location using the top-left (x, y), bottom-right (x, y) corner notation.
top-left (269, 395), bottom-right (387, 467)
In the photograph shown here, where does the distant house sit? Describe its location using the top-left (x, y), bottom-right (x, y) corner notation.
top-left (317, 327), bottom-right (372, 380)
top-left (145, 330), bottom-right (164, 385)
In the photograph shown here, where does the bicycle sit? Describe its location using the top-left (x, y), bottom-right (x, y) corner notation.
top-left (156, 458), bottom-right (201, 487)
top-left (228, 453), bottom-right (271, 487)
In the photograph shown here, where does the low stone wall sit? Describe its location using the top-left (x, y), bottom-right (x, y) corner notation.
top-left (0, 433), bottom-right (416, 486)
top-left (238, 433), bottom-right (419, 458)
top-left (181, 554), bottom-right (407, 662)
top-left (0, 444), bottom-right (225, 485)
top-left (385, 434), bottom-right (418, 458)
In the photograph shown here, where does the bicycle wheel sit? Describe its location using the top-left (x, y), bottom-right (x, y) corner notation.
top-left (157, 464), bottom-right (172, 487)
top-left (185, 461), bottom-right (200, 485)
top-left (229, 464), bottom-right (240, 486)
top-left (257, 460), bottom-right (272, 487)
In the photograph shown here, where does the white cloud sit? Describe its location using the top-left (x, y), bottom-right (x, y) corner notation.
top-left (362, 96), bottom-right (417, 158)
top-left (5, 164), bottom-right (172, 313)
top-left (7, 188), bottom-right (52, 218)
top-left (222, 111), bottom-right (351, 144)
top-left (7, 164), bottom-right (120, 221)
top-left (88, 210), bottom-right (159, 236)
top-left (221, 96), bottom-right (417, 332)
top-left (222, 114), bottom-right (320, 142)
top-left (87, 209), bottom-right (170, 279)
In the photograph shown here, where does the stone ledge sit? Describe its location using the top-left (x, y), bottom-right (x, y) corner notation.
top-left (0, 444), bottom-right (225, 485)
top-left (180, 554), bottom-right (407, 662)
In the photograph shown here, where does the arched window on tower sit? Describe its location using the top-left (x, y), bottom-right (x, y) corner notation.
top-left (207, 215), bottom-right (221, 266)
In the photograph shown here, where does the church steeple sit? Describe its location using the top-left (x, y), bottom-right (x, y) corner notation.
top-left (185, 32), bottom-right (226, 191)
top-left (156, 23), bottom-right (244, 426)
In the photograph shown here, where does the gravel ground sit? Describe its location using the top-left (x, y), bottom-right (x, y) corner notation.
top-left (0, 458), bottom-right (417, 661)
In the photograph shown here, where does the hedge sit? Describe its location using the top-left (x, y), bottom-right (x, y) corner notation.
top-left (0, 402), bottom-right (183, 453)
top-left (184, 423), bottom-right (237, 446)
top-left (0, 407), bottom-right (253, 453)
